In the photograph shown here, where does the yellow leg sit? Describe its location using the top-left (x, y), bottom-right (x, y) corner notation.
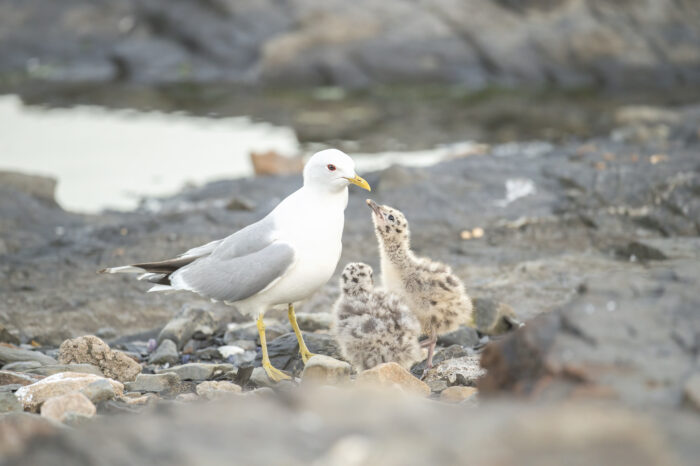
top-left (257, 313), bottom-right (290, 382)
top-left (288, 303), bottom-right (317, 364)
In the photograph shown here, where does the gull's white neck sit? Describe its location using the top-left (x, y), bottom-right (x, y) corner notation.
top-left (271, 184), bottom-right (348, 242)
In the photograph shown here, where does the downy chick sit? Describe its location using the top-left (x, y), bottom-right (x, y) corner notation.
top-left (367, 199), bottom-right (473, 370)
top-left (332, 262), bottom-right (422, 371)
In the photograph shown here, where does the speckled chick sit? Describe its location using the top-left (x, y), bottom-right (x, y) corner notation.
top-left (367, 199), bottom-right (474, 369)
top-left (332, 262), bottom-right (423, 371)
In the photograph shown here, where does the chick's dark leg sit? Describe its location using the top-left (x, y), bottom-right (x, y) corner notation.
top-left (422, 329), bottom-right (438, 379)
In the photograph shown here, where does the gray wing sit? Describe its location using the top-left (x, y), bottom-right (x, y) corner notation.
top-left (170, 242), bottom-right (295, 303)
top-left (211, 216), bottom-right (278, 260)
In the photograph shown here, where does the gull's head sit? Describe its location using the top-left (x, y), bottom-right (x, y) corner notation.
top-left (366, 199), bottom-right (410, 245)
top-left (303, 149), bottom-right (371, 192)
top-left (340, 262), bottom-right (374, 296)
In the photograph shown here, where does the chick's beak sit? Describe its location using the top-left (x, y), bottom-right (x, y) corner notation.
top-left (345, 175), bottom-right (371, 191)
top-left (366, 199), bottom-right (382, 215)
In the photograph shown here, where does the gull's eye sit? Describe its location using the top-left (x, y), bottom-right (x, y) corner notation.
top-left (388, 215), bottom-right (395, 222)
top-left (327, 164), bottom-right (336, 171)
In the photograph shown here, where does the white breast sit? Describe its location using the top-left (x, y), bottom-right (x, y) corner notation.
top-left (379, 249), bottom-right (403, 293)
top-left (247, 186), bottom-right (346, 308)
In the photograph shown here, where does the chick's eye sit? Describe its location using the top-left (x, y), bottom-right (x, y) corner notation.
top-left (388, 215), bottom-right (395, 221)
top-left (327, 164), bottom-right (336, 171)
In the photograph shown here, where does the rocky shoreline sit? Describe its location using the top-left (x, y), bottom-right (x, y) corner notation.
top-left (1, 103), bottom-right (700, 463)
top-left (2, 0), bottom-right (700, 90)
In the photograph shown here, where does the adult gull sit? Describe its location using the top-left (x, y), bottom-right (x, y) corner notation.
top-left (100, 149), bottom-right (371, 381)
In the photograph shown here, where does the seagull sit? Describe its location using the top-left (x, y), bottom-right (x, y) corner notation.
top-left (100, 149), bottom-right (371, 381)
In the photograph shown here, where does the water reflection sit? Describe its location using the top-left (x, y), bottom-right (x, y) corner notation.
top-left (0, 95), bottom-right (298, 213)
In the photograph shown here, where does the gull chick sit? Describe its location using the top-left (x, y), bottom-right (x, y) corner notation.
top-left (332, 263), bottom-right (422, 371)
top-left (366, 200), bottom-right (473, 370)
top-left (99, 149), bottom-right (371, 382)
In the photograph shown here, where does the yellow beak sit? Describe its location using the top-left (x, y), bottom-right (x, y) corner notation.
top-left (345, 175), bottom-right (371, 191)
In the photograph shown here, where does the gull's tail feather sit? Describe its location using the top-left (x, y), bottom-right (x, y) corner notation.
top-left (98, 265), bottom-right (146, 274)
top-left (98, 256), bottom-right (198, 288)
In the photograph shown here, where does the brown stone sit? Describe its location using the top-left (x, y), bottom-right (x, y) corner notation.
top-left (250, 150), bottom-right (303, 176)
top-left (40, 392), bottom-right (96, 423)
top-left (301, 355), bottom-right (351, 386)
top-left (440, 386), bottom-right (478, 403)
top-left (195, 381), bottom-right (242, 400)
top-left (58, 335), bottom-right (141, 382)
top-left (356, 362), bottom-right (430, 397)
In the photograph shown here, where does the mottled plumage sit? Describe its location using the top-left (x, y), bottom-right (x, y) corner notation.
top-left (332, 263), bottom-right (422, 371)
top-left (367, 200), bottom-right (473, 369)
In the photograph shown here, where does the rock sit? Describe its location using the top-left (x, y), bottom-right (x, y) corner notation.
top-left (217, 345), bottom-right (244, 359)
top-left (440, 386), bottom-right (478, 403)
top-left (0, 171), bottom-right (57, 206)
top-left (175, 393), bottom-right (199, 403)
top-left (148, 339), bottom-right (179, 365)
top-left (437, 326), bottom-right (480, 347)
top-left (301, 355), bottom-right (351, 386)
top-left (58, 335), bottom-right (141, 382)
top-left (256, 332), bottom-right (343, 374)
top-left (249, 367), bottom-right (277, 388)
top-left (411, 345), bottom-right (470, 377)
top-left (473, 298), bottom-right (520, 336)
top-left (119, 393), bottom-right (159, 406)
top-left (194, 347), bottom-right (221, 360)
top-left (40, 392), bottom-right (96, 423)
top-left (225, 196), bottom-right (256, 211)
top-left (195, 381), bottom-right (242, 400)
top-left (0, 392), bottom-right (22, 413)
top-left (0, 325), bottom-right (20, 345)
top-left (0, 346), bottom-right (57, 366)
top-left (0, 370), bottom-right (42, 386)
top-left (158, 307), bottom-right (216, 349)
top-left (157, 363), bottom-right (234, 381)
top-left (15, 372), bottom-right (124, 412)
top-left (80, 379), bottom-right (116, 404)
top-left (294, 312), bottom-right (333, 331)
top-left (95, 327), bottom-right (118, 340)
top-left (250, 150), bottom-right (304, 176)
top-left (0, 412), bottom-right (60, 456)
top-left (424, 356), bottom-right (485, 389)
top-left (2, 361), bottom-right (42, 372)
top-left (124, 373), bottom-right (181, 394)
top-left (0, 385), bottom-right (22, 393)
top-left (61, 412), bottom-right (93, 428)
top-left (226, 350), bottom-right (257, 367)
top-left (229, 340), bottom-right (256, 351)
top-left (356, 362), bottom-right (430, 397)
top-left (25, 363), bottom-right (104, 377)
top-left (684, 373), bottom-right (700, 412)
